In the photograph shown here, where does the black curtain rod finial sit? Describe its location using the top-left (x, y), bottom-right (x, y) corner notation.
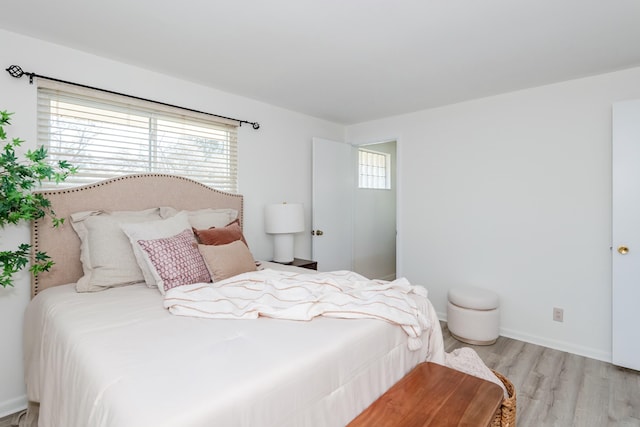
top-left (6, 65), bottom-right (35, 84)
top-left (6, 65), bottom-right (25, 78)
top-left (238, 120), bottom-right (260, 130)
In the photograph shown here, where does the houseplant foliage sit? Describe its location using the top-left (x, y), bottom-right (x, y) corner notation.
top-left (0, 110), bottom-right (76, 288)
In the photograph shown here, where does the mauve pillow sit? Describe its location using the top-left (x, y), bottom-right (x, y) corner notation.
top-left (137, 229), bottom-right (211, 293)
top-left (193, 219), bottom-right (248, 247)
top-left (120, 212), bottom-right (192, 289)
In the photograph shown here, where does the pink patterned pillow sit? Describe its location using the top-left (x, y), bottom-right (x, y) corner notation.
top-left (137, 229), bottom-right (211, 292)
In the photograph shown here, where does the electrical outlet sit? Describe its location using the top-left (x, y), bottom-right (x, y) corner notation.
top-left (553, 307), bottom-right (564, 322)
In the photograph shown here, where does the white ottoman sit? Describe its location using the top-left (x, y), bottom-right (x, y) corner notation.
top-left (447, 286), bottom-right (500, 345)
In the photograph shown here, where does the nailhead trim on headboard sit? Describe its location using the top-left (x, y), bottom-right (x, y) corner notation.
top-left (31, 173), bottom-right (244, 297)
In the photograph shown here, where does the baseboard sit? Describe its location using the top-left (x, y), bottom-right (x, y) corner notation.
top-left (0, 395), bottom-right (27, 419)
top-left (498, 327), bottom-right (611, 363)
top-left (437, 311), bottom-right (612, 364)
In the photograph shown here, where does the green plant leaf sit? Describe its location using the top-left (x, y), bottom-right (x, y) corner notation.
top-left (0, 110), bottom-right (77, 287)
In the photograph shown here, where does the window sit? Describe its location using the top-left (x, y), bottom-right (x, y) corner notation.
top-left (358, 148), bottom-right (390, 189)
top-left (37, 81), bottom-right (239, 192)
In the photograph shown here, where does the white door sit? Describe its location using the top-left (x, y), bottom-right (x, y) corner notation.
top-left (311, 138), bottom-right (354, 271)
top-left (612, 99), bottom-right (640, 371)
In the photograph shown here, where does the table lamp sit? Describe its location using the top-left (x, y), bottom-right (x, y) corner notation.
top-left (264, 202), bottom-right (304, 263)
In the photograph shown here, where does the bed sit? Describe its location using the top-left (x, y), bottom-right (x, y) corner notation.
top-left (23, 173), bottom-right (445, 427)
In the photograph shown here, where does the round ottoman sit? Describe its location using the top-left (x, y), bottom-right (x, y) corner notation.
top-left (447, 286), bottom-right (500, 345)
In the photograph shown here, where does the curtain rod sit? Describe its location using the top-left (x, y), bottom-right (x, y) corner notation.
top-left (5, 64), bottom-right (260, 130)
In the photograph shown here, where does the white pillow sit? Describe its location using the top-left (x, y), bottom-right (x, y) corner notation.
top-left (159, 207), bottom-right (238, 229)
top-left (70, 208), bottom-right (162, 292)
top-left (120, 212), bottom-right (192, 290)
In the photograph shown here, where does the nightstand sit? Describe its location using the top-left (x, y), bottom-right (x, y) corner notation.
top-left (274, 258), bottom-right (318, 270)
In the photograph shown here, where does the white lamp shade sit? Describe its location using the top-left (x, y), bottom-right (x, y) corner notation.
top-left (265, 203), bottom-right (304, 263)
top-left (264, 203), bottom-right (304, 234)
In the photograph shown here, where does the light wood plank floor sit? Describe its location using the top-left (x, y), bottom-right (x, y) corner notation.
top-left (2, 325), bottom-right (638, 427)
top-left (0, 411), bottom-right (21, 427)
top-left (442, 322), bottom-right (640, 427)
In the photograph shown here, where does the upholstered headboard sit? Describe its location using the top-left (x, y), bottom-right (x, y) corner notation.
top-left (31, 174), bottom-right (243, 297)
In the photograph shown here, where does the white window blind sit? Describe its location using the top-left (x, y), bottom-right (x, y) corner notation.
top-left (358, 148), bottom-right (390, 189)
top-left (37, 81), bottom-right (239, 192)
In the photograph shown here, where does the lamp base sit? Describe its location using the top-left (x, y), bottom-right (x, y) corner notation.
top-left (272, 234), bottom-right (295, 264)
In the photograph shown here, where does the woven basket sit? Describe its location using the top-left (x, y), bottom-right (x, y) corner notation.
top-left (490, 370), bottom-right (516, 427)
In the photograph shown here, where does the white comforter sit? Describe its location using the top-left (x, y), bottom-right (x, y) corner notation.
top-left (165, 269), bottom-right (431, 350)
top-left (24, 268), bottom-right (445, 427)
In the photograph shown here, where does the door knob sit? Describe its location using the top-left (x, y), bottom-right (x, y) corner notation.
top-left (618, 246), bottom-right (630, 255)
top-left (312, 230), bottom-right (324, 236)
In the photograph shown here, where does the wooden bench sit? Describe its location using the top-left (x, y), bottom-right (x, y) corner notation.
top-left (347, 362), bottom-right (504, 427)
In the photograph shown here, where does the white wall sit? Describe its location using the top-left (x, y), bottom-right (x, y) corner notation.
top-left (0, 28), bottom-right (344, 416)
top-left (353, 141), bottom-right (397, 280)
top-left (346, 66), bottom-right (640, 363)
top-left (3, 24), bottom-right (640, 417)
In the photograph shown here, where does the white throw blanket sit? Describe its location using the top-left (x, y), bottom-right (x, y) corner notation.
top-left (164, 269), bottom-right (432, 350)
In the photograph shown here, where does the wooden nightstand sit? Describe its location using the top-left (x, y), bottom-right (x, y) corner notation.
top-left (274, 258), bottom-right (318, 270)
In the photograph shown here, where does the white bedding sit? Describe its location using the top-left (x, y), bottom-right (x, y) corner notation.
top-left (24, 268), bottom-right (444, 427)
top-left (165, 269), bottom-right (432, 350)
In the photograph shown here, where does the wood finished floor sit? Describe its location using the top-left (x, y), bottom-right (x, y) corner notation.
top-left (2, 324), bottom-right (638, 427)
top-left (442, 322), bottom-right (640, 427)
top-left (0, 411), bottom-right (21, 427)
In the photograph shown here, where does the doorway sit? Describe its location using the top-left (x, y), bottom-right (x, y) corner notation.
top-left (311, 138), bottom-right (397, 280)
top-left (353, 140), bottom-right (397, 280)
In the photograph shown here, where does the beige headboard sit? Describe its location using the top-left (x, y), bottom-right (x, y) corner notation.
top-left (31, 174), bottom-right (243, 297)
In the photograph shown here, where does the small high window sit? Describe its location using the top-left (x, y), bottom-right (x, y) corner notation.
top-left (358, 148), bottom-right (390, 189)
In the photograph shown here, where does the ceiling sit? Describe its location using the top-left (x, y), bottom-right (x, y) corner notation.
top-left (2, 1), bottom-right (640, 124)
